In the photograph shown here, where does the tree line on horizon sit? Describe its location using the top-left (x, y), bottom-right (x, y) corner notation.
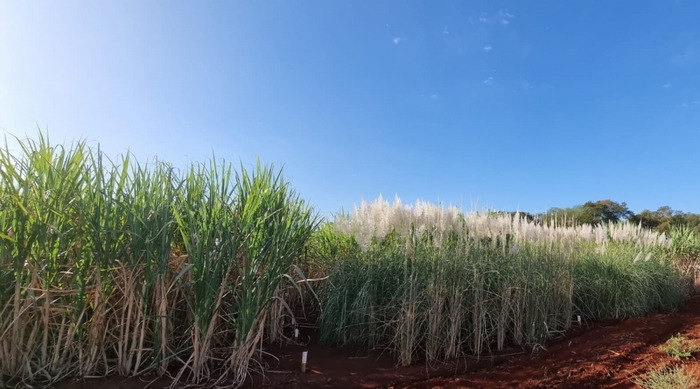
top-left (512, 199), bottom-right (700, 233)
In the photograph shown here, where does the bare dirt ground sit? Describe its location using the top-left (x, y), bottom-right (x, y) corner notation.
top-left (54, 294), bottom-right (700, 389)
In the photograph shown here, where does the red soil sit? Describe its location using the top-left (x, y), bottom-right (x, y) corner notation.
top-left (54, 294), bottom-right (700, 389)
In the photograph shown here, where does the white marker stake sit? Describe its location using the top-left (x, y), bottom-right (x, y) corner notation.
top-left (294, 328), bottom-right (299, 340)
top-left (301, 351), bottom-right (308, 373)
top-left (577, 315), bottom-right (581, 325)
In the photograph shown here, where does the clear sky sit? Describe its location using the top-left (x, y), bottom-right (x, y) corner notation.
top-left (2, 1), bottom-right (699, 217)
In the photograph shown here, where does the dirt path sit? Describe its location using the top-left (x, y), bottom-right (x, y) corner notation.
top-left (54, 295), bottom-right (700, 389)
top-left (415, 294), bottom-right (700, 389)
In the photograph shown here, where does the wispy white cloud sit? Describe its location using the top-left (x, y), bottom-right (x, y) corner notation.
top-left (480, 10), bottom-right (514, 26)
top-left (443, 26), bottom-right (449, 35)
top-left (499, 9), bottom-right (515, 19)
top-left (496, 10), bottom-right (515, 25)
top-left (482, 77), bottom-right (494, 85)
top-left (521, 81), bottom-right (532, 90)
top-left (674, 43), bottom-right (700, 65)
top-left (430, 94), bottom-right (438, 99)
top-left (483, 45), bottom-right (492, 52)
top-left (393, 37), bottom-right (401, 44)
top-left (663, 83), bottom-right (672, 89)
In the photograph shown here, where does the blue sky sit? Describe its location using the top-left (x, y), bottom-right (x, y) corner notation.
top-left (1, 1), bottom-right (699, 217)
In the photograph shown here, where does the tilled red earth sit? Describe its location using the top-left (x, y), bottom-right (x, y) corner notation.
top-left (55, 295), bottom-right (700, 389)
top-left (417, 294), bottom-right (700, 389)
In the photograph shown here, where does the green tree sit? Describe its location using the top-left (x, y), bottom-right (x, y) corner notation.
top-left (546, 200), bottom-right (632, 226)
top-left (630, 208), bottom-right (667, 230)
top-left (629, 206), bottom-right (682, 233)
top-left (671, 212), bottom-right (700, 233)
